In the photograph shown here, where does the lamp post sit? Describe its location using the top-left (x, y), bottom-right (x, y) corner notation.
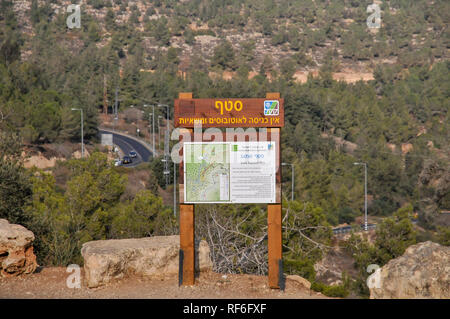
top-left (152, 105), bottom-right (155, 157)
top-left (144, 104), bottom-right (156, 158)
top-left (281, 163), bottom-right (294, 201)
top-left (161, 157), bottom-right (170, 189)
top-left (158, 115), bottom-right (163, 152)
top-left (147, 112), bottom-right (153, 141)
top-left (158, 103), bottom-right (170, 187)
top-left (354, 162), bottom-right (368, 231)
top-left (173, 161), bottom-right (176, 217)
top-left (71, 108), bottom-right (84, 158)
top-left (114, 87), bottom-right (119, 120)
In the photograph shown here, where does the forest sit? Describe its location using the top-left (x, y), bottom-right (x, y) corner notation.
top-left (0, 0), bottom-right (448, 297)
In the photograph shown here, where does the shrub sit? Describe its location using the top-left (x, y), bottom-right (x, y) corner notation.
top-left (311, 281), bottom-right (350, 298)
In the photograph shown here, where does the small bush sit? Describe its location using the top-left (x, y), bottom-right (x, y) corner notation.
top-left (311, 281), bottom-right (350, 298)
top-left (284, 258), bottom-right (316, 282)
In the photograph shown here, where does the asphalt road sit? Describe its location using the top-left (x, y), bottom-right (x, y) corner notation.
top-left (99, 129), bottom-right (153, 167)
top-left (333, 223), bottom-right (377, 235)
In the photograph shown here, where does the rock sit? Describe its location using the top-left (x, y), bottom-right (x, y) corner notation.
top-left (81, 235), bottom-right (213, 288)
top-left (196, 239), bottom-right (213, 272)
top-left (286, 275), bottom-right (311, 289)
top-left (0, 219), bottom-right (37, 277)
top-left (370, 241), bottom-right (450, 299)
top-left (72, 149), bottom-right (89, 159)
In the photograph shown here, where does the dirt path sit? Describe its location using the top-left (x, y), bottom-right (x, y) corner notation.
top-left (0, 267), bottom-right (329, 299)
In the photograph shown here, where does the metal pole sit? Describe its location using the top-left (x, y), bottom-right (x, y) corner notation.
top-left (364, 163), bottom-right (368, 231)
top-left (166, 106), bottom-right (170, 187)
top-left (174, 162), bottom-right (176, 217)
top-left (158, 116), bottom-right (163, 152)
top-left (152, 105), bottom-right (155, 158)
top-left (81, 109), bottom-right (84, 158)
top-left (354, 162), bottom-right (368, 231)
top-left (158, 104), bottom-right (170, 187)
top-left (114, 87), bottom-right (118, 119)
top-left (148, 113), bottom-right (153, 141)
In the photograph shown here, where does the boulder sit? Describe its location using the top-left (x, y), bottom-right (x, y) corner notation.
top-left (286, 275), bottom-right (311, 289)
top-left (81, 235), bottom-right (213, 288)
top-left (370, 241), bottom-right (450, 299)
top-left (0, 219), bottom-right (37, 277)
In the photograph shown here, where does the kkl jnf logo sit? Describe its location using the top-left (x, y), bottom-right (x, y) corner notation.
top-left (264, 100), bottom-right (279, 116)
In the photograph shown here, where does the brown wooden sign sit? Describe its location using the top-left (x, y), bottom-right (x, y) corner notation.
top-left (177, 92), bottom-right (283, 290)
top-left (174, 98), bottom-right (284, 128)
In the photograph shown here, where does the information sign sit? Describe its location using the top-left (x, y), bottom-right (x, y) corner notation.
top-left (183, 142), bottom-right (276, 203)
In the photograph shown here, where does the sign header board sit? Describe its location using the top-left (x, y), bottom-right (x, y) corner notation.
top-left (174, 98), bottom-right (284, 128)
top-left (183, 142), bottom-right (276, 204)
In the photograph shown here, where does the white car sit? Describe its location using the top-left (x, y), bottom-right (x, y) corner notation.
top-left (129, 150), bottom-right (137, 158)
top-left (114, 159), bottom-right (122, 166)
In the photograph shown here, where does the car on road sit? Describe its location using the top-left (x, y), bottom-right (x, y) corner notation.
top-left (114, 159), bottom-right (122, 167)
top-left (129, 150), bottom-right (137, 158)
top-left (122, 156), bottom-right (132, 164)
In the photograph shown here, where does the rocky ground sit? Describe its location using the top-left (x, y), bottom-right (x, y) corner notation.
top-left (0, 267), bottom-right (329, 299)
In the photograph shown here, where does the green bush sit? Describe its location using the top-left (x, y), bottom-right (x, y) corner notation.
top-left (192, 29), bottom-right (216, 37)
top-left (284, 258), bottom-right (316, 282)
top-left (311, 281), bottom-right (350, 298)
top-left (0, 131), bottom-right (32, 225)
top-left (211, 39), bottom-right (236, 70)
top-left (437, 226), bottom-right (450, 246)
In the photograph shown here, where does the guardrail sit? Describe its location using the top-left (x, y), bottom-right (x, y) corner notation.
top-left (333, 223), bottom-right (377, 235)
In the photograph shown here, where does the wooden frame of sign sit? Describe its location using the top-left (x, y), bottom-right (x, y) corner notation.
top-left (175, 92), bottom-right (284, 288)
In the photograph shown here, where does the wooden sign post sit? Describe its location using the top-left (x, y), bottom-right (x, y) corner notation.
top-left (178, 93), bottom-right (195, 286)
top-left (176, 92), bottom-right (284, 288)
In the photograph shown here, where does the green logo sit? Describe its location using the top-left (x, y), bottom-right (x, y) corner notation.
top-left (232, 145), bottom-right (238, 151)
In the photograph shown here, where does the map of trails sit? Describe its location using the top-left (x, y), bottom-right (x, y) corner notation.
top-left (184, 143), bottom-right (230, 202)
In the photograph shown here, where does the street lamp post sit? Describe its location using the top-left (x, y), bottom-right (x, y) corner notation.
top-left (152, 105), bottom-right (155, 157)
top-left (354, 162), bottom-right (368, 231)
top-left (173, 161), bottom-right (176, 217)
top-left (147, 112), bottom-right (153, 140)
top-left (281, 163), bottom-right (294, 201)
top-left (144, 104), bottom-right (156, 158)
top-left (158, 104), bottom-right (170, 187)
top-left (114, 87), bottom-right (119, 120)
top-left (71, 108), bottom-right (84, 158)
top-left (161, 157), bottom-right (170, 189)
top-left (158, 115), bottom-right (163, 152)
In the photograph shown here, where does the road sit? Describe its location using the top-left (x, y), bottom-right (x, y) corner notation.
top-left (99, 129), bottom-right (153, 167)
top-left (332, 223), bottom-right (377, 235)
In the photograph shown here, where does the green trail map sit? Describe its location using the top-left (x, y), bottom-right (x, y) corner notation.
top-left (184, 143), bottom-right (230, 202)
